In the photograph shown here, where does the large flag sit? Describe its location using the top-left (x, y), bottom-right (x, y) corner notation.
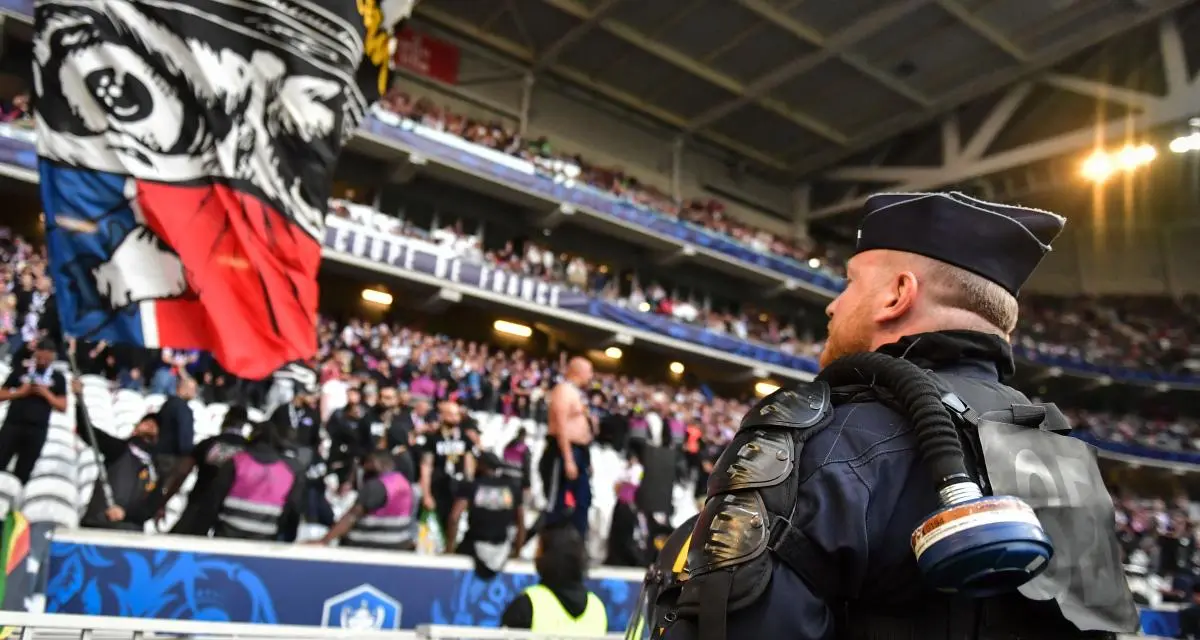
top-left (34, 0), bottom-right (415, 378)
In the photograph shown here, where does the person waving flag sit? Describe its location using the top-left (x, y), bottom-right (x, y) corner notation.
top-left (34, 0), bottom-right (415, 378)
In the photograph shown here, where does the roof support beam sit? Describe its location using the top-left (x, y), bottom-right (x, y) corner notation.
top-left (823, 82), bottom-right (1031, 183)
top-left (416, 6), bottom-right (792, 170)
top-left (935, 0), bottom-right (1029, 62)
top-left (1041, 74), bottom-right (1162, 110)
top-left (941, 116), bottom-right (961, 163)
top-left (735, 0), bottom-right (932, 107)
top-left (789, 0), bottom-right (1194, 176)
top-left (959, 81), bottom-right (1031, 160)
top-left (687, 0), bottom-right (935, 132)
top-left (1158, 16), bottom-right (1191, 94)
top-left (532, 0), bottom-right (623, 72)
top-left (536, 0), bottom-right (847, 144)
top-left (807, 34), bottom-right (1200, 218)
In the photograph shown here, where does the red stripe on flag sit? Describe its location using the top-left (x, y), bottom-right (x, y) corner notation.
top-left (136, 182), bottom-right (322, 379)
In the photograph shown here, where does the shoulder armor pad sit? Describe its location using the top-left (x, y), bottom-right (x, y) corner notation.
top-left (739, 381), bottom-right (831, 433)
top-left (707, 428), bottom-right (793, 496)
top-left (687, 491), bottom-right (769, 576)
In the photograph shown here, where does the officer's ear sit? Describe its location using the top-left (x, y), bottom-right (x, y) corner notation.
top-left (875, 270), bottom-right (919, 323)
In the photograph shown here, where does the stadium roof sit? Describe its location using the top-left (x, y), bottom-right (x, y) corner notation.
top-left (414, 0), bottom-right (1200, 218)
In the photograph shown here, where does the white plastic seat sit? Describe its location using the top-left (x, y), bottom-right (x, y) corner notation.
top-left (22, 475), bottom-right (79, 528)
top-left (143, 393), bottom-right (167, 413)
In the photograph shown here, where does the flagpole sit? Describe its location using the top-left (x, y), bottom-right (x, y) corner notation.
top-left (66, 339), bottom-right (116, 510)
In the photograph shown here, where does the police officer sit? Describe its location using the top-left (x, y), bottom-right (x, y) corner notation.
top-left (632, 192), bottom-right (1139, 640)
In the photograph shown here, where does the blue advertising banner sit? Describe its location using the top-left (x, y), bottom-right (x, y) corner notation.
top-left (324, 219), bottom-right (819, 373)
top-left (570, 299), bottom-right (821, 374)
top-left (44, 531), bottom-right (642, 632)
top-left (324, 219), bottom-right (589, 311)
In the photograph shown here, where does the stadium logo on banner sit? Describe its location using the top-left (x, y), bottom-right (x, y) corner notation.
top-left (320, 583), bottom-right (401, 630)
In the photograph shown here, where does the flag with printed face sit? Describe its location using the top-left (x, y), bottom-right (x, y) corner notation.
top-left (34, 0), bottom-right (415, 378)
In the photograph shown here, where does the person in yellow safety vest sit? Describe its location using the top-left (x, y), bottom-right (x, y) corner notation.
top-left (501, 522), bottom-right (608, 635)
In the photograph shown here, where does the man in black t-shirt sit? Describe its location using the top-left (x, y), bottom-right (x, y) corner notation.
top-left (446, 452), bottom-right (525, 577)
top-left (419, 401), bottom-right (473, 533)
top-left (0, 339), bottom-right (67, 483)
top-left (357, 386), bottom-right (415, 481)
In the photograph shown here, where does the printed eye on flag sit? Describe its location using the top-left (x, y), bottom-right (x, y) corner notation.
top-left (33, 0), bottom-right (416, 379)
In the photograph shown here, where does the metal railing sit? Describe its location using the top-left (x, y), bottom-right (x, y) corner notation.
top-left (0, 612), bottom-right (416, 639)
top-left (414, 626), bottom-right (621, 640)
top-left (0, 613), bottom-right (622, 640)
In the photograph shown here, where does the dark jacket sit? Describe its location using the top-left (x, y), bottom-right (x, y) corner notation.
top-left (77, 402), bottom-right (157, 531)
top-left (663, 331), bottom-right (1127, 640)
top-left (155, 395), bottom-right (194, 457)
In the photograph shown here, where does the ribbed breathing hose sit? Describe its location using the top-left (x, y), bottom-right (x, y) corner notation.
top-left (816, 352), bottom-right (973, 491)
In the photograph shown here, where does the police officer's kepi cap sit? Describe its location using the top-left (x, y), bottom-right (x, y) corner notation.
top-left (854, 192), bottom-right (1066, 296)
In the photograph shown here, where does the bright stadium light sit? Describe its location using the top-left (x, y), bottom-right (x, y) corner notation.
top-left (1080, 151), bottom-right (1115, 182)
top-left (1116, 143), bottom-right (1156, 169)
top-left (1081, 144), bottom-right (1156, 182)
top-left (493, 320), bottom-right (532, 338)
top-left (1170, 132), bottom-right (1200, 153)
top-left (604, 346), bottom-right (623, 359)
top-left (360, 288), bottom-right (393, 306)
top-left (755, 381), bottom-right (780, 397)
top-left (669, 361), bottom-right (685, 375)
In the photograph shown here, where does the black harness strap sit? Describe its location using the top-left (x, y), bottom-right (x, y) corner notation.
top-left (767, 513), bottom-right (844, 599)
top-left (697, 570), bottom-right (734, 640)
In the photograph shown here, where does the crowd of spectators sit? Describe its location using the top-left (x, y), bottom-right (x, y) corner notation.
top-left (1116, 494), bottom-right (1200, 608)
top-left (374, 88), bottom-right (846, 277)
top-left (1015, 294), bottom-right (1200, 377)
top-left (369, 89), bottom-right (1200, 381)
top-left (328, 198), bottom-right (825, 358)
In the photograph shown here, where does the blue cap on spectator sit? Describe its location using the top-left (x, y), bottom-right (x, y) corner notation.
top-left (854, 192), bottom-right (1066, 296)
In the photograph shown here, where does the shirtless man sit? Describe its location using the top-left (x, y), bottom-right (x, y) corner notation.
top-left (543, 356), bottom-right (594, 536)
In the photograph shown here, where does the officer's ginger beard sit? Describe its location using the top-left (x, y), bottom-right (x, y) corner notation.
top-left (820, 250), bottom-right (1011, 369)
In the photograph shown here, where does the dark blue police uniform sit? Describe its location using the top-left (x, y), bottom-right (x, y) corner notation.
top-left (630, 193), bottom-right (1139, 640)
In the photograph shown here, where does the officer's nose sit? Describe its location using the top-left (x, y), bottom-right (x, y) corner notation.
top-left (824, 296), bottom-right (838, 319)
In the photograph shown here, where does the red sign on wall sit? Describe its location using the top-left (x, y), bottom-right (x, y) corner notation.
top-left (393, 28), bottom-right (461, 85)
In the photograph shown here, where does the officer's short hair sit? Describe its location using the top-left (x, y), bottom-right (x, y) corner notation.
top-left (923, 260), bottom-right (1019, 335)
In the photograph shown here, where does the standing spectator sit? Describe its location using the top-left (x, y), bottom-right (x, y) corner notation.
top-left (74, 378), bottom-right (159, 532)
top-left (419, 401), bottom-right (473, 533)
top-left (543, 357), bottom-right (595, 537)
top-left (0, 339), bottom-right (66, 483)
top-left (445, 451), bottom-right (526, 578)
top-left (154, 376), bottom-right (197, 483)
